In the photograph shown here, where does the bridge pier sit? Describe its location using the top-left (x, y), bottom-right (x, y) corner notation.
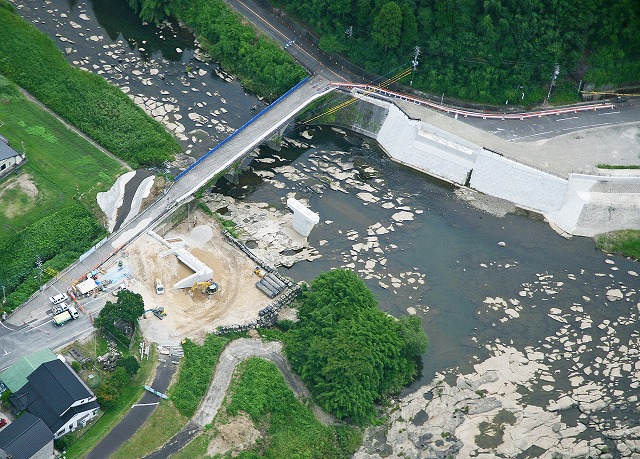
top-left (264, 123), bottom-right (289, 151)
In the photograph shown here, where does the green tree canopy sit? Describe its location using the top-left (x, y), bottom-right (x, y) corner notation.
top-left (285, 269), bottom-right (428, 424)
top-left (94, 290), bottom-right (145, 340)
top-left (372, 2), bottom-right (403, 51)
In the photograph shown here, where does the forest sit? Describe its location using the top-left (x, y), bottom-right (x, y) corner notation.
top-left (271, 0), bottom-right (640, 105)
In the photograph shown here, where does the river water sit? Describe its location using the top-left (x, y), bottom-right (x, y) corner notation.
top-left (12, 0), bottom-right (640, 455)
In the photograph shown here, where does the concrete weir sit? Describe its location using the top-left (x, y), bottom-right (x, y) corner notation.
top-left (338, 92), bottom-right (640, 237)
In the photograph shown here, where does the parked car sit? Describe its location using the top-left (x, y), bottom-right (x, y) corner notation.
top-left (0, 418), bottom-right (7, 428)
top-left (48, 293), bottom-right (68, 305)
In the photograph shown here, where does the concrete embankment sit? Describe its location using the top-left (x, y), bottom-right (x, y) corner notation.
top-left (326, 92), bottom-right (640, 237)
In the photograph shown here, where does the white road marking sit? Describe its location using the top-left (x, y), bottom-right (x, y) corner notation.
top-left (508, 130), bottom-right (554, 141)
top-left (598, 111), bottom-right (620, 115)
top-left (132, 402), bottom-right (160, 408)
top-left (555, 117), bottom-right (578, 121)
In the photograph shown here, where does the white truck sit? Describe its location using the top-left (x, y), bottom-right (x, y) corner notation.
top-left (51, 301), bottom-right (70, 315)
top-left (53, 306), bottom-right (79, 326)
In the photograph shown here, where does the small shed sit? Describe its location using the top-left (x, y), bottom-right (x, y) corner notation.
top-left (76, 278), bottom-right (99, 295)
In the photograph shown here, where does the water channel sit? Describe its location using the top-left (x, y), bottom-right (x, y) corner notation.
top-left (13, 0), bottom-right (640, 455)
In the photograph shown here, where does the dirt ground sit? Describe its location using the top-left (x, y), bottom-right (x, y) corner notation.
top-left (125, 210), bottom-right (273, 345)
top-left (207, 412), bottom-right (261, 457)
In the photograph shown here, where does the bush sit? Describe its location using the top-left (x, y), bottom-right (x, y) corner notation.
top-left (0, 2), bottom-right (180, 166)
top-left (116, 356), bottom-right (141, 376)
top-left (169, 335), bottom-right (228, 417)
top-left (71, 361), bottom-right (82, 373)
top-left (286, 269), bottom-right (428, 424)
top-left (226, 358), bottom-right (362, 459)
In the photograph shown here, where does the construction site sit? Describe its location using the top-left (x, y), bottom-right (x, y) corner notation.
top-left (120, 208), bottom-right (278, 345)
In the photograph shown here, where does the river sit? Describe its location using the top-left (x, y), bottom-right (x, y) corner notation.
top-left (12, 0), bottom-right (640, 456)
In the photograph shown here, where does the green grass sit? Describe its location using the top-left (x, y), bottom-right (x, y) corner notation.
top-left (0, 0), bottom-right (180, 167)
top-left (64, 343), bottom-right (158, 459)
top-left (215, 358), bottom-right (362, 459)
top-left (0, 75), bottom-right (127, 311)
top-left (112, 400), bottom-right (189, 459)
top-left (169, 335), bottom-right (229, 417)
top-left (597, 164), bottom-right (640, 169)
top-left (0, 75), bottom-right (125, 238)
top-left (596, 230), bottom-right (640, 259)
top-left (169, 431), bottom-right (214, 459)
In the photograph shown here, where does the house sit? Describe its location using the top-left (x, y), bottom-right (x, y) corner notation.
top-left (0, 348), bottom-right (58, 394)
top-left (0, 134), bottom-right (25, 180)
top-left (0, 412), bottom-right (54, 459)
top-left (10, 359), bottom-right (99, 439)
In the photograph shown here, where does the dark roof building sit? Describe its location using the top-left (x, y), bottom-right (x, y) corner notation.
top-left (0, 412), bottom-right (54, 459)
top-left (10, 359), bottom-right (99, 438)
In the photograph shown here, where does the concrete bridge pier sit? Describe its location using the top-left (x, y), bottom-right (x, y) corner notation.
top-left (264, 123), bottom-right (290, 151)
top-left (287, 198), bottom-right (319, 237)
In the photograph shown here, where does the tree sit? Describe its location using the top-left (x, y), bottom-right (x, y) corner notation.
top-left (400, 2), bottom-right (418, 48)
top-left (286, 269), bottom-right (429, 424)
top-left (372, 2), bottom-right (403, 51)
top-left (116, 355), bottom-right (140, 376)
top-left (95, 382), bottom-right (119, 408)
top-left (94, 290), bottom-right (145, 340)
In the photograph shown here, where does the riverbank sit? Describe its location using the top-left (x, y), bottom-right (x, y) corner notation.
top-left (315, 91), bottom-right (640, 238)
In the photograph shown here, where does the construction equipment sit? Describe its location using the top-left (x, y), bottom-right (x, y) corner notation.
top-left (254, 266), bottom-right (267, 277)
top-left (155, 279), bottom-right (165, 295)
top-left (144, 307), bottom-right (166, 320)
top-left (189, 280), bottom-right (219, 296)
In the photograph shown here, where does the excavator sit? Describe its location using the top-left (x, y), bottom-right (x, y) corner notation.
top-left (190, 280), bottom-right (219, 296)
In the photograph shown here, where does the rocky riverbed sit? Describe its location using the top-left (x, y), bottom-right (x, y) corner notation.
top-left (11, 0), bottom-right (261, 166)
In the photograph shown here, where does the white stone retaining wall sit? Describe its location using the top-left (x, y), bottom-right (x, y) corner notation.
top-left (376, 103), bottom-right (478, 184)
top-left (550, 174), bottom-right (640, 237)
top-left (347, 95), bottom-right (640, 236)
top-left (470, 150), bottom-right (568, 214)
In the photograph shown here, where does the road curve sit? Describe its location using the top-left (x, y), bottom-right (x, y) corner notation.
top-left (145, 338), bottom-right (335, 459)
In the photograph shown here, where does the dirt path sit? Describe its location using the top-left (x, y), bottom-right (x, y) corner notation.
top-left (145, 338), bottom-right (336, 459)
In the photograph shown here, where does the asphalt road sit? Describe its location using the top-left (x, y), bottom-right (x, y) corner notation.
top-left (144, 339), bottom-right (335, 459)
top-left (0, 78), bottom-right (326, 372)
top-left (460, 97), bottom-right (640, 142)
top-left (86, 358), bottom-right (176, 459)
top-left (113, 169), bottom-right (155, 232)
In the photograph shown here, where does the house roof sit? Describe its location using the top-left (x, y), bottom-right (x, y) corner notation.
top-left (0, 349), bottom-right (57, 392)
top-left (0, 412), bottom-right (53, 459)
top-left (0, 140), bottom-right (20, 162)
top-left (50, 400), bottom-right (99, 435)
top-left (26, 359), bottom-right (93, 417)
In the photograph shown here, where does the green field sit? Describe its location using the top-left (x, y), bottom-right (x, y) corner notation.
top-left (0, 75), bottom-right (125, 310)
top-left (0, 0), bottom-right (180, 167)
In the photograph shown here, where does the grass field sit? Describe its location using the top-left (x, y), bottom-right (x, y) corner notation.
top-left (596, 230), bottom-right (640, 260)
top-left (0, 75), bottom-right (125, 238)
top-left (0, 75), bottom-right (125, 311)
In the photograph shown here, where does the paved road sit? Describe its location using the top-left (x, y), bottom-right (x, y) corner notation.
top-left (86, 358), bottom-right (176, 459)
top-left (0, 78), bottom-right (331, 371)
top-left (145, 339), bottom-right (335, 459)
top-left (460, 97), bottom-right (640, 142)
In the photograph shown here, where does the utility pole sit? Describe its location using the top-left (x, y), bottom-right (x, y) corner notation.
top-left (410, 46), bottom-right (420, 86)
top-left (544, 63), bottom-right (560, 105)
top-left (35, 255), bottom-right (43, 290)
top-left (345, 26), bottom-right (353, 39)
top-left (2, 285), bottom-right (5, 304)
